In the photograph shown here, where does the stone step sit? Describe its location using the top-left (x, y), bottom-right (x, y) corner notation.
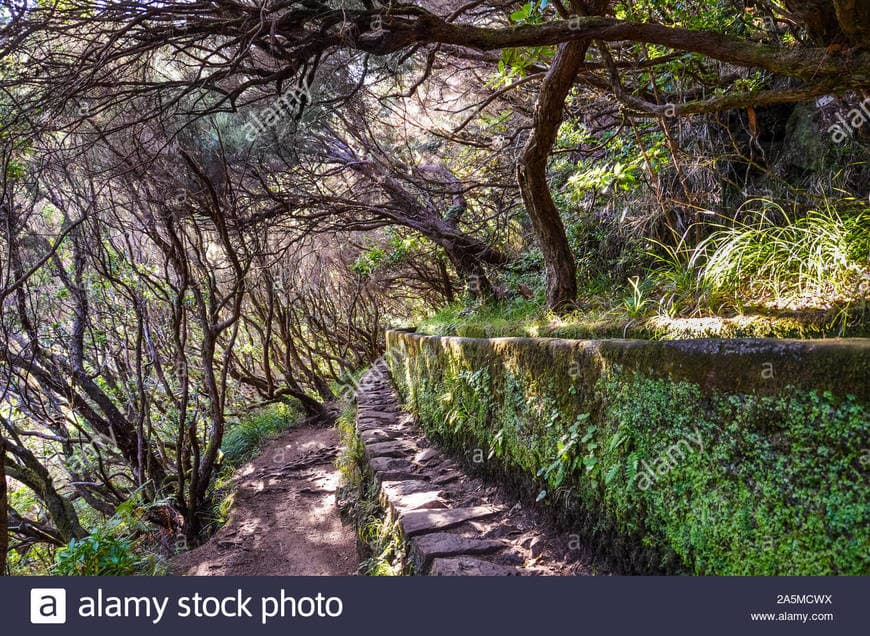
top-left (366, 440), bottom-right (417, 459)
top-left (360, 429), bottom-right (397, 444)
top-left (382, 490), bottom-right (447, 516)
top-left (399, 506), bottom-right (501, 537)
top-left (380, 479), bottom-right (436, 497)
top-left (353, 366), bottom-right (541, 576)
top-left (429, 556), bottom-right (520, 576)
top-left (410, 533), bottom-right (505, 570)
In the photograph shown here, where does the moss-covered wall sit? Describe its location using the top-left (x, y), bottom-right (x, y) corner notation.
top-left (386, 330), bottom-right (870, 575)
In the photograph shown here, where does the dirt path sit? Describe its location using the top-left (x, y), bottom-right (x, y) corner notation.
top-left (171, 426), bottom-right (358, 576)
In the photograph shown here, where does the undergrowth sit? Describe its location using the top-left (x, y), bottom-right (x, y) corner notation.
top-left (53, 490), bottom-right (171, 576)
top-left (418, 196), bottom-right (869, 339)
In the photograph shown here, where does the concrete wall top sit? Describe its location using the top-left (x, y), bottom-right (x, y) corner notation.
top-left (387, 330), bottom-right (870, 401)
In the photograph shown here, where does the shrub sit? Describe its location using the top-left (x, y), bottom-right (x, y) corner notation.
top-left (54, 530), bottom-right (140, 576)
top-left (53, 495), bottom-right (164, 576)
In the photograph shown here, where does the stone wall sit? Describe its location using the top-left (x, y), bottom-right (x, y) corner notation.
top-left (385, 330), bottom-right (870, 575)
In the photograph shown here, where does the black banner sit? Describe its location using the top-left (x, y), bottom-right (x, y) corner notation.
top-left (5, 576), bottom-right (866, 635)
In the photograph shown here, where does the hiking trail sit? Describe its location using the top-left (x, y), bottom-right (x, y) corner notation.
top-left (171, 425), bottom-right (357, 576)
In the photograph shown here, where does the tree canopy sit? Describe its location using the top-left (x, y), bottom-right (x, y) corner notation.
top-left (0, 0), bottom-right (867, 574)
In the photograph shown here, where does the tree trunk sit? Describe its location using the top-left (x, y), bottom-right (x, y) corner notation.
top-left (783, 0), bottom-right (870, 46)
top-left (517, 40), bottom-right (588, 311)
top-left (4, 459), bottom-right (87, 543)
top-left (833, 0), bottom-right (870, 46)
top-left (0, 433), bottom-right (8, 575)
top-left (441, 240), bottom-right (494, 301)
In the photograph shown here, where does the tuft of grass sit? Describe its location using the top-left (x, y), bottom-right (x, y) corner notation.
top-left (333, 399), bottom-right (409, 575)
top-left (358, 513), bottom-right (406, 576)
top-left (698, 198), bottom-right (869, 304)
top-left (335, 402), bottom-right (365, 495)
top-left (207, 468), bottom-right (236, 532)
top-left (646, 233), bottom-right (713, 317)
top-left (333, 383), bottom-right (412, 576)
top-left (220, 401), bottom-right (301, 467)
top-left (623, 275), bottom-right (653, 318)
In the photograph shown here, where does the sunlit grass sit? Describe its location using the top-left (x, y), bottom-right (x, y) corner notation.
top-left (698, 198), bottom-right (869, 304)
top-left (220, 401), bottom-right (301, 467)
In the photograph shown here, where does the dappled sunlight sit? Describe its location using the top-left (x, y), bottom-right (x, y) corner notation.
top-left (172, 427), bottom-right (356, 576)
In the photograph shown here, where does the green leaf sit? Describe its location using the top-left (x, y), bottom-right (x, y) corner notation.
top-left (510, 3), bottom-right (532, 22)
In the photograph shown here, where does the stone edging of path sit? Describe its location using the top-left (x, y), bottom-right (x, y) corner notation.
top-left (353, 363), bottom-right (589, 576)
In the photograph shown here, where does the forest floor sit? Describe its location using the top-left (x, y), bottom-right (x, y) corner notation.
top-left (171, 425), bottom-right (358, 576)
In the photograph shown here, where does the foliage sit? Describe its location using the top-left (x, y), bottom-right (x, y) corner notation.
top-left (351, 229), bottom-right (426, 277)
top-left (646, 233), bottom-right (711, 317)
top-left (335, 403), bottom-right (366, 495)
top-left (54, 495), bottom-right (168, 576)
top-left (55, 531), bottom-right (140, 576)
top-left (358, 513), bottom-right (406, 576)
top-left (388, 338), bottom-right (870, 575)
top-left (597, 377), bottom-right (869, 575)
top-left (419, 295), bottom-right (544, 337)
top-left (565, 214), bottom-right (649, 298)
top-left (698, 198), bottom-right (870, 303)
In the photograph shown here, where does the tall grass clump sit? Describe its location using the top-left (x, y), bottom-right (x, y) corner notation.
top-left (220, 401), bottom-right (301, 467)
top-left (335, 402), bottom-right (365, 492)
top-left (646, 232), bottom-right (713, 317)
top-left (698, 198), bottom-right (870, 303)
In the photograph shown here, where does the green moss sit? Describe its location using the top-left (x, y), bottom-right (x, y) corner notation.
top-left (597, 378), bottom-right (869, 575)
top-left (387, 332), bottom-right (870, 575)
